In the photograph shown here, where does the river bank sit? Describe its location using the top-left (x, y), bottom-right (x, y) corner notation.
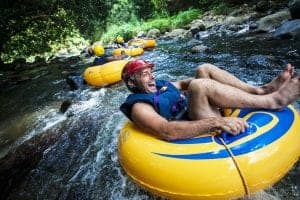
top-left (1, 1), bottom-right (299, 90)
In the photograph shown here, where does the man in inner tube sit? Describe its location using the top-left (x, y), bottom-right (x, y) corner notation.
top-left (115, 36), bottom-right (127, 48)
top-left (66, 44), bottom-right (128, 90)
top-left (93, 44), bottom-right (127, 66)
top-left (120, 59), bottom-right (300, 141)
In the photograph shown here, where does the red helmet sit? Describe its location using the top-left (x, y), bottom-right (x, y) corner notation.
top-left (122, 59), bottom-right (154, 82)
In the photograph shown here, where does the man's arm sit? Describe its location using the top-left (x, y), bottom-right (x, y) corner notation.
top-left (131, 102), bottom-right (248, 141)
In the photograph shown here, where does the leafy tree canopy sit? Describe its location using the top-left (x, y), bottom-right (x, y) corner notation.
top-left (0, 0), bottom-right (260, 64)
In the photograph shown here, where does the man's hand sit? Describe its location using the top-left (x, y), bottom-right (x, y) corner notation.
top-left (219, 117), bottom-right (249, 135)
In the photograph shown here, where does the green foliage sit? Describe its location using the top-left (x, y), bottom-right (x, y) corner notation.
top-left (0, 0), bottom-right (249, 64)
top-left (0, 0), bottom-right (109, 63)
top-left (57, 0), bottom-right (110, 37)
top-left (165, 0), bottom-right (200, 15)
top-left (106, 0), bottom-right (135, 26)
top-left (142, 18), bottom-right (172, 33)
top-left (100, 9), bottom-right (201, 44)
top-left (198, 0), bottom-right (236, 15)
top-left (131, 0), bottom-right (155, 19)
top-left (101, 23), bottom-right (138, 44)
top-left (198, 0), bottom-right (214, 9)
top-left (151, 0), bottom-right (169, 17)
top-left (171, 9), bottom-right (202, 28)
top-left (1, 7), bottom-right (85, 63)
top-left (211, 2), bottom-right (234, 15)
top-left (100, 1), bottom-right (200, 44)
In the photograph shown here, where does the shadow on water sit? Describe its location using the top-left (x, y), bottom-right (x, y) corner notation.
top-left (0, 33), bottom-right (299, 200)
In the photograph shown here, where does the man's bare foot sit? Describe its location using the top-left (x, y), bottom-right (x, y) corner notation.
top-left (260, 64), bottom-right (294, 94)
top-left (271, 74), bottom-right (300, 109)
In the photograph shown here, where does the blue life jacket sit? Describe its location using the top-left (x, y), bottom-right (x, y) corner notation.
top-left (93, 55), bottom-right (109, 66)
top-left (120, 80), bottom-right (188, 121)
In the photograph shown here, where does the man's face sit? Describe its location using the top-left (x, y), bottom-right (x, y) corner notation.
top-left (133, 67), bottom-right (156, 93)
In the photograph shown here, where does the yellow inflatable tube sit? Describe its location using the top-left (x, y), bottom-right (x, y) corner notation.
top-left (83, 60), bottom-right (129, 87)
top-left (118, 105), bottom-right (300, 199)
top-left (128, 38), bottom-right (156, 48)
top-left (112, 47), bottom-right (144, 57)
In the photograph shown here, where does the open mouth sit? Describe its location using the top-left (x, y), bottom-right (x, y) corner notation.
top-left (148, 82), bottom-right (156, 91)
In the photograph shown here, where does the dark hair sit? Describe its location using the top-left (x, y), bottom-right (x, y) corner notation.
top-left (124, 75), bottom-right (142, 93)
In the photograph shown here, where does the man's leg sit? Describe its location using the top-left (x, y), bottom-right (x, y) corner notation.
top-left (187, 76), bottom-right (300, 120)
top-left (196, 63), bottom-right (294, 95)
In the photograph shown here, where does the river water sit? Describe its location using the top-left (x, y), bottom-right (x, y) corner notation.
top-left (0, 32), bottom-right (299, 199)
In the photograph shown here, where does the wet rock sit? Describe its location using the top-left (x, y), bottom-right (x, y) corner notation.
top-left (185, 31), bottom-right (193, 38)
top-left (191, 45), bottom-right (209, 53)
top-left (289, 0), bottom-right (300, 19)
top-left (189, 20), bottom-right (206, 35)
top-left (225, 16), bottom-right (249, 26)
top-left (146, 29), bottom-right (160, 38)
top-left (249, 22), bottom-right (258, 29)
top-left (273, 19), bottom-right (300, 39)
top-left (137, 31), bottom-right (146, 38)
top-left (60, 100), bottom-right (72, 113)
top-left (0, 129), bottom-right (63, 200)
top-left (256, 9), bottom-right (291, 32)
top-left (195, 31), bottom-right (211, 39)
top-left (162, 29), bottom-right (188, 39)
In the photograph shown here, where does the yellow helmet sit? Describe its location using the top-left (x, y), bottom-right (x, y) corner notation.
top-left (93, 44), bottom-right (105, 56)
top-left (116, 36), bottom-right (124, 43)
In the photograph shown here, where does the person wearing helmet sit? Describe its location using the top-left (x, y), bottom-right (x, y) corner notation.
top-left (120, 60), bottom-right (300, 141)
top-left (115, 36), bottom-right (126, 48)
top-left (80, 41), bottom-right (94, 58)
top-left (80, 46), bottom-right (94, 58)
top-left (93, 44), bottom-right (127, 66)
top-left (93, 44), bottom-right (105, 57)
top-left (92, 44), bottom-right (109, 66)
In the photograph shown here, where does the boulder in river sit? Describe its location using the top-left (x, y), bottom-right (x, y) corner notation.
top-left (146, 29), bottom-right (160, 38)
top-left (0, 129), bottom-right (64, 200)
top-left (256, 9), bottom-right (291, 32)
top-left (60, 100), bottom-right (72, 113)
top-left (273, 19), bottom-right (300, 39)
